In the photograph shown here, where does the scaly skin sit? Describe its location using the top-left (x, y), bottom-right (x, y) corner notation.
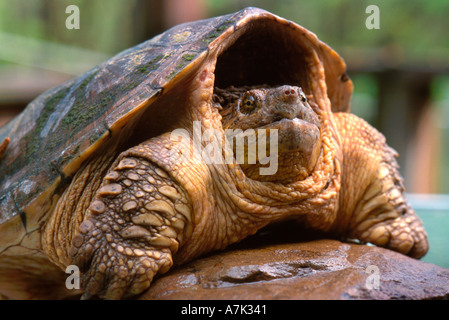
top-left (331, 112), bottom-right (428, 258)
top-left (43, 84), bottom-right (427, 299)
top-left (70, 149), bottom-right (185, 299)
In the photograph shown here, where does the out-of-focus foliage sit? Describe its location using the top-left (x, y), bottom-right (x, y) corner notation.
top-left (432, 76), bottom-right (449, 193)
top-left (0, 0), bottom-right (163, 74)
top-left (1, 0), bottom-right (448, 67)
top-left (0, 0), bottom-right (144, 54)
top-left (208, 0), bottom-right (449, 68)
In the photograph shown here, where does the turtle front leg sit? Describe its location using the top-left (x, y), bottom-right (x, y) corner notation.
top-left (348, 150), bottom-right (429, 258)
top-left (69, 154), bottom-right (192, 299)
top-left (334, 113), bottom-right (428, 259)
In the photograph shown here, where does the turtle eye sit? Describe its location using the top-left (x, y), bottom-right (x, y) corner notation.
top-left (300, 92), bottom-right (307, 103)
top-left (240, 94), bottom-right (257, 114)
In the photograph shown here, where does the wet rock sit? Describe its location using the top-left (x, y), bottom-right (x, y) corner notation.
top-left (140, 232), bottom-right (449, 300)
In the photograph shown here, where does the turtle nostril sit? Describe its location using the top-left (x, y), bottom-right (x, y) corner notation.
top-left (284, 88), bottom-right (297, 96)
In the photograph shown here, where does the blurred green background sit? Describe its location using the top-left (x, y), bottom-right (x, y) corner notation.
top-left (0, 0), bottom-right (448, 267)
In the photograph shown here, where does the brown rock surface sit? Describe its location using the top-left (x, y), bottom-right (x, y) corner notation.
top-left (139, 225), bottom-right (449, 300)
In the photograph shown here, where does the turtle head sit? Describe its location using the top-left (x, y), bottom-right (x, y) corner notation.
top-left (216, 85), bottom-right (322, 183)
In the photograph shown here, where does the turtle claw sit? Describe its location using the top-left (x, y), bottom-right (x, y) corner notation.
top-left (0, 137), bottom-right (10, 161)
top-left (78, 251), bottom-right (163, 300)
top-left (68, 155), bottom-right (184, 299)
top-left (385, 209), bottom-right (429, 258)
top-left (80, 292), bottom-right (94, 300)
top-left (70, 216), bottom-right (173, 299)
top-left (358, 208), bottom-right (429, 259)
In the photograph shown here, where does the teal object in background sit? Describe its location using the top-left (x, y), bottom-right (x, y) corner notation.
top-left (409, 194), bottom-right (449, 268)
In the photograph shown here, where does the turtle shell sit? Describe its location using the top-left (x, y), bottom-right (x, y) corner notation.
top-left (0, 7), bottom-right (352, 249)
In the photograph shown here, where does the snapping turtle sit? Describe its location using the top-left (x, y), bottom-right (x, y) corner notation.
top-left (0, 7), bottom-right (428, 299)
